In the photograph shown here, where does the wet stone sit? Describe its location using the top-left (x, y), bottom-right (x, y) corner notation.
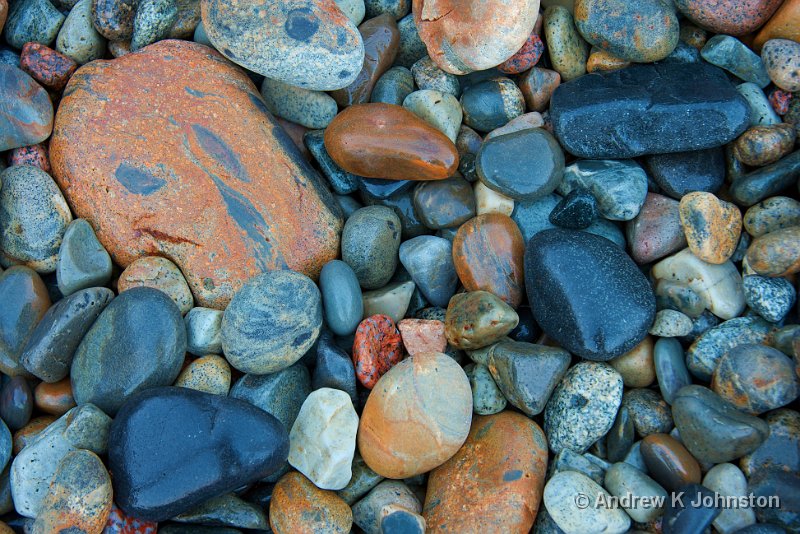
top-left (0, 267), bottom-right (51, 377)
top-left (737, 82), bottom-right (781, 126)
top-left (463, 363), bottom-right (506, 415)
top-left (371, 66), bottom-right (414, 105)
top-left (743, 274), bottom-right (796, 322)
top-left (701, 35), bottom-right (771, 87)
top-left (686, 316), bottom-right (772, 381)
top-left (0, 377), bottom-right (32, 432)
top-left (609, 335), bottom-right (655, 388)
top-left (413, 175), bottom-right (475, 229)
top-left (662, 483), bottom-right (720, 534)
top-left (398, 235), bottom-right (457, 308)
top-left (459, 77), bottom-right (525, 133)
top-left (3, 0), bottom-right (65, 49)
top-left (261, 77), bottom-right (339, 130)
top-left (746, 225), bottom-right (800, 277)
top-left (544, 6), bottom-right (588, 82)
top-left (56, 219), bottom-right (112, 297)
top-left (653, 337), bottom-right (692, 405)
top-left (410, 56), bottom-right (459, 97)
top-left (394, 13), bottom-right (426, 68)
top-left (444, 291), bottom-right (519, 351)
top-left (729, 150), bottom-right (800, 207)
top-left (740, 408), bottom-right (800, 478)
top-left (557, 159), bottom-right (647, 221)
top-left (19, 42), bottom-right (77, 92)
top-left (733, 123), bottom-right (796, 167)
top-left (640, 433), bottom-right (701, 492)
top-left (548, 188), bottom-right (597, 229)
top-left (626, 193), bottom-right (687, 265)
top-left (352, 314), bottom-right (403, 389)
top-left (361, 280), bottom-right (415, 323)
top-left (645, 147), bottom-right (725, 200)
top-left (184, 307), bottom-right (223, 356)
top-left (304, 130), bottom-right (361, 195)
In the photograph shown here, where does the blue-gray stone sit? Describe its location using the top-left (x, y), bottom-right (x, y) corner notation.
top-left (662, 483), bottom-right (720, 534)
top-left (371, 66), bottom-right (414, 106)
top-left (130, 0), bottom-right (178, 50)
top-left (320, 260), bottom-right (363, 337)
top-left (661, 41), bottom-right (701, 64)
top-left (686, 316), bottom-right (772, 381)
top-left (512, 194), bottom-right (560, 244)
top-left (342, 206), bottom-right (402, 290)
top-left (730, 150), bottom-right (800, 207)
top-left (645, 147), bottom-right (725, 200)
top-left (700, 35), bottom-right (771, 88)
top-left (56, 219), bottom-right (113, 296)
top-left (394, 13), bottom-right (427, 68)
top-left (304, 131), bottom-right (360, 195)
top-left (583, 218), bottom-right (626, 248)
top-left (744, 275), bottom-right (796, 323)
top-left (362, 186), bottom-right (429, 240)
top-left (312, 333), bottom-right (358, 405)
top-left (229, 362), bottom-right (311, 431)
top-left (653, 337), bottom-right (691, 405)
top-left (4, 0), bottom-right (65, 48)
top-left (0, 419), bottom-right (10, 472)
top-left (557, 159), bottom-right (648, 221)
top-left (549, 188), bottom-right (597, 230)
top-left (398, 235), bottom-right (457, 307)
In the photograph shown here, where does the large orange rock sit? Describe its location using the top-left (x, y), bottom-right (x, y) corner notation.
top-left (424, 412), bottom-right (549, 532)
top-left (324, 103), bottom-right (459, 181)
top-left (50, 40), bottom-right (342, 309)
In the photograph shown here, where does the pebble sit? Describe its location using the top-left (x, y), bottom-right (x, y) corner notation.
top-left (574, 0), bottom-right (678, 62)
top-left (746, 225), bottom-right (800, 276)
top-left (352, 314), bottom-right (403, 389)
top-left (221, 270), bottom-right (322, 374)
top-left (604, 462), bottom-right (667, 523)
top-left (550, 63), bottom-right (750, 159)
top-left (12, 415), bottom-right (54, 456)
top-left (320, 260), bottom-right (363, 337)
top-left (130, 0), bottom-right (177, 50)
top-left (733, 123), bottom-right (796, 167)
top-left (518, 67), bottom-right (561, 112)
top-left (357, 353), bottom-right (472, 478)
top-left (71, 287), bottom-right (186, 415)
top-left (646, 147), bottom-right (726, 200)
top-left (484, 112), bottom-right (545, 140)
top-left (413, 175), bottom-right (476, 229)
top-left (463, 363), bottom-right (507, 415)
top-left (32, 450), bottom-right (112, 534)
top-left (91, 0), bottom-right (137, 40)
top-left (586, 46), bottom-right (630, 72)
top-left (672, 385), bottom-right (770, 463)
top-left (687, 316), bottom-right (772, 380)
top-left (0, 377), bottom-right (32, 431)
top-left (525, 229), bottom-right (655, 361)
top-left (703, 463), bottom-right (756, 534)
top-left (398, 235), bottom-right (458, 307)
top-left (371, 66), bottom-right (414, 105)
top-left (313, 334), bottom-right (358, 405)
top-left (184, 307), bottom-right (223, 356)
top-left (324, 103), bottom-right (459, 180)
top-left (744, 274), bottom-right (796, 322)
top-left (488, 340), bottom-right (571, 416)
top-left (548, 188), bottom-right (596, 229)
top-left (761, 38), bottom-right (800, 92)
top-left (558, 159), bottom-right (647, 221)
top-left (413, 0), bottom-right (539, 74)
top-left (701, 34), bottom-right (771, 87)
top-left (474, 180), bottom-right (514, 217)
top-left (394, 13), bottom-right (426, 68)
top-left (362, 281), bottom-right (415, 323)
top-left (381, 506), bottom-right (426, 533)
top-left (33, 378), bottom-right (75, 416)
top-left (673, 0), bottom-right (782, 36)
top-left (336, 0), bottom-right (366, 25)
top-left (304, 130), bottom-right (360, 195)
top-left (201, 0), bottom-right (364, 90)
top-left (118, 256), bottom-right (194, 314)
top-left (108, 387), bottom-right (288, 521)
top-left (444, 291), bottom-right (519, 350)
top-left (477, 128), bottom-right (564, 201)
top-left (679, 191), bottom-right (742, 264)
top-left (0, 420), bottom-right (9, 472)
top-left (410, 57), bottom-right (459, 97)
top-left (173, 492), bottom-right (267, 530)
top-left (174, 354), bottom-right (231, 395)
top-left (459, 77), bottom-right (525, 133)
top-left (402, 89), bottom-right (461, 142)
top-left (543, 6), bottom-right (588, 82)
top-left (729, 150), bottom-right (800, 207)
top-left (737, 82), bottom-right (781, 126)
top-left (352, 480), bottom-right (420, 534)
top-left (653, 337), bottom-right (692, 405)
top-left (230, 363), bottom-right (311, 433)
top-left (8, 143), bottom-right (50, 173)
top-left (57, 0), bottom-right (106, 63)
top-left (743, 196), bottom-right (800, 237)
top-left (260, 77), bottom-right (339, 129)
top-left (423, 412), bottom-right (549, 532)
top-left (56, 219), bottom-right (112, 297)
top-left (753, 0), bottom-right (800, 49)
top-left (19, 42), bottom-right (77, 91)
top-left (661, 483), bottom-right (720, 534)
top-left (640, 433), bottom-right (701, 492)
top-left (497, 30), bottom-right (544, 74)
top-left (0, 266), bottom-right (50, 377)
top-left (626, 193), bottom-right (687, 264)
top-left (544, 361), bottom-right (624, 454)
top-left (3, 0), bottom-right (65, 49)
top-left (397, 318), bottom-right (446, 356)
top-left (606, 407), bottom-right (634, 462)
top-left (622, 388), bottom-right (674, 437)
top-left (337, 453), bottom-right (383, 505)
top-left (544, 471), bottom-right (630, 534)
top-left (740, 408), bottom-right (800, 478)
top-left (269, 472), bottom-right (353, 534)
top-left (289, 388), bottom-right (358, 490)
top-left (609, 336), bottom-right (655, 388)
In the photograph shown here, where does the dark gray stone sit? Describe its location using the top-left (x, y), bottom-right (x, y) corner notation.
top-left (398, 235), bottom-right (457, 308)
top-left (645, 147), bottom-right (725, 200)
top-left (320, 260), bottom-right (363, 337)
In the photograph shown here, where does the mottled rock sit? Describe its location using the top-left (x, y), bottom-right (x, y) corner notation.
top-left (56, 0), bottom-right (107, 64)
top-left (352, 480), bottom-right (420, 534)
top-left (558, 159), bottom-right (647, 221)
top-left (733, 123), bottom-right (796, 167)
top-left (544, 471), bottom-right (630, 534)
top-left (686, 316), bottom-right (772, 381)
top-left (175, 354), bottom-right (231, 395)
top-left (744, 274), bottom-right (796, 322)
top-left (397, 318), bottom-right (446, 356)
top-left (701, 35), bottom-right (770, 87)
top-left (444, 291), bottom-right (519, 350)
top-left (762, 38), bottom-right (800, 92)
top-left (413, 175), bottom-right (475, 228)
top-left (626, 193), bottom-right (686, 264)
top-left (184, 307), bottom-right (223, 356)
top-left (118, 256), bottom-right (193, 314)
top-left (459, 77), bottom-right (525, 133)
top-left (746, 226), bottom-right (800, 276)
top-left (398, 235), bottom-right (457, 307)
top-left (3, 0), bottom-right (64, 49)
top-left (261, 77), bottom-right (339, 129)
top-left (0, 267), bottom-right (51, 377)
top-left (673, 0), bottom-right (782, 36)
top-left (753, 0), bottom-right (800, 50)
top-left (544, 6), bottom-right (588, 82)
top-left (679, 192), bottom-right (742, 264)
top-left (19, 42), bottom-right (77, 91)
top-left (744, 196), bottom-right (800, 237)
top-left (92, 0), bottom-right (137, 40)
top-left (519, 67), bottom-right (561, 112)
top-left (352, 314), bottom-right (403, 389)
top-left (645, 147), bottom-right (725, 200)
top-left (269, 472), bottom-right (353, 534)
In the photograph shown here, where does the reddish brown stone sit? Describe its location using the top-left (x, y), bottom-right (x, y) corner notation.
top-left (518, 67), bottom-right (561, 112)
top-left (674, 0), bottom-right (783, 36)
top-left (103, 503), bottom-right (158, 534)
top-left (13, 415), bottom-right (56, 455)
top-left (0, 0), bottom-right (7, 37)
top-left (746, 226), bottom-right (800, 276)
top-left (269, 472), bottom-right (352, 534)
top-left (19, 43), bottom-right (78, 92)
top-left (586, 47), bottom-right (630, 72)
top-left (397, 318), bottom-right (447, 356)
top-left (330, 14), bottom-right (399, 107)
top-left (497, 31), bottom-right (544, 74)
top-left (324, 103), bottom-right (459, 180)
top-left (453, 214), bottom-right (525, 308)
top-left (641, 433), bottom-right (702, 492)
top-left (413, 0), bottom-right (540, 74)
top-left (49, 40), bottom-right (342, 309)
top-left (424, 412), bottom-right (549, 532)
top-left (754, 0), bottom-right (800, 50)
top-left (626, 193), bottom-right (687, 264)
top-left (34, 378), bottom-right (76, 416)
top-left (353, 314), bottom-right (404, 389)
top-left (8, 143), bottom-right (50, 173)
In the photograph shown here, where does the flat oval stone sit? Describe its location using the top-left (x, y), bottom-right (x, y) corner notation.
top-left (672, 385), bottom-right (770, 464)
top-left (341, 205), bottom-right (401, 289)
top-left (641, 433), bottom-right (701, 492)
top-left (544, 6), bottom-right (588, 82)
top-left (50, 40), bottom-right (342, 309)
top-left (444, 291), bottom-right (519, 350)
top-left (746, 226), bottom-right (800, 276)
top-left (604, 462), bottom-right (667, 523)
top-left (221, 270), bottom-right (322, 374)
top-left (645, 147), bottom-right (725, 200)
top-left (184, 307), bottom-right (223, 356)
top-left (743, 196), bottom-right (800, 237)
top-left (108, 386), bottom-right (289, 521)
top-left (550, 63), bottom-right (751, 159)
top-left (0, 64), bottom-right (53, 151)
top-left (0, 266), bottom-right (51, 377)
top-left (729, 150), bottom-right (800, 207)
top-left (610, 335), bottom-right (655, 388)
top-left (701, 34), bottom-right (771, 88)
top-left (557, 159), bottom-right (647, 221)
top-left (476, 128), bottom-right (564, 201)
top-left (260, 77), bottom-right (338, 130)
top-left (626, 193), bottom-right (687, 264)
top-left (269, 472), bottom-right (353, 533)
top-left (574, 0), bottom-right (679, 62)
top-left (733, 123), bottom-right (796, 167)
top-left (0, 377), bottom-right (32, 431)
top-left (653, 337), bottom-right (691, 405)
top-left (71, 287), bottom-right (187, 415)
top-left (544, 471), bottom-right (630, 534)
top-left (525, 229), bottom-right (655, 361)
top-left (412, 0), bottom-right (539, 75)
top-left (357, 352), bottom-right (472, 478)
top-left (453, 214), bottom-right (525, 308)
top-left (762, 39), bottom-right (800, 92)
top-left (57, 0), bottom-right (107, 64)
top-left (413, 175), bottom-right (475, 229)
top-left (320, 260), bottom-right (363, 336)
top-left (423, 412), bottom-right (548, 532)
top-left (679, 191), bottom-right (742, 265)
top-left (56, 219), bottom-right (112, 297)
top-left (324, 103), bottom-right (459, 180)
top-left (3, 0), bottom-right (65, 49)
top-left (201, 0), bottom-right (365, 90)
top-left (674, 0), bottom-right (782, 36)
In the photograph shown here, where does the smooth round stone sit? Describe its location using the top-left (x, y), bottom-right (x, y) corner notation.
top-left (130, 0), bottom-right (177, 50)
top-left (544, 361), bottom-right (623, 454)
top-left (92, 0), bottom-right (137, 40)
top-left (221, 270), bottom-right (321, 374)
top-left (474, 180), bottom-right (514, 217)
top-left (270, 472), bottom-right (353, 533)
top-left (463, 363), bottom-right (506, 415)
top-left (402, 89), bottom-right (461, 142)
top-left (674, 0), bottom-right (782, 36)
top-left (260, 77), bottom-right (338, 129)
top-left (712, 344), bottom-right (798, 415)
top-left (746, 226), bottom-right (800, 276)
top-left (109, 387), bottom-right (288, 521)
top-left (57, 0), bottom-right (106, 63)
top-left (444, 291), bottom-right (519, 350)
top-left (729, 150), bottom-right (800, 207)
top-left (672, 385), bottom-right (770, 464)
top-left (0, 377), bottom-right (33, 431)
top-left (3, 0), bottom-right (65, 48)
top-left (56, 219), bottom-right (112, 297)
top-left (452, 214), bottom-right (525, 308)
top-left (662, 483), bottom-right (721, 534)
top-left (734, 123), bottom-right (796, 167)
top-left (398, 235), bottom-right (457, 308)
top-left (525, 229), bottom-right (655, 361)
top-left (361, 281), bottom-right (414, 323)
top-left (476, 128), bottom-right (564, 201)
top-left (686, 316), bottom-right (772, 381)
top-left (413, 175), bottom-right (475, 229)
top-left (607, 407), bottom-right (634, 462)
top-left (325, 102), bottom-right (459, 180)
top-left (622, 388), bottom-right (673, 437)
top-left (118, 256), bottom-right (194, 314)
top-left (230, 363), bottom-right (310, 432)
top-left (171, 492), bottom-right (268, 530)
top-left (312, 334), bottom-right (358, 404)
top-left (558, 159), bottom-right (647, 221)
top-left (357, 352), bottom-right (472, 478)
top-left (370, 65), bottom-right (413, 105)
top-left (352, 480), bottom-right (420, 533)
top-left (703, 463), bottom-right (756, 534)
top-left (511, 193), bottom-right (560, 243)
top-left (640, 433), bottom-right (701, 492)
top-left (423, 412), bottom-right (548, 532)
top-left (626, 193), bottom-right (687, 264)
top-left (653, 338), bottom-right (691, 405)
top-left (394, 13), bottom-right (426, 68)
top-left (412, 0), bottom-right (539, 75)
top-left (488, 340), bottom-right (571, 416)
top-left (320, 260), bottom-right (363, 337)
top-left (649, 309), bottom-right (693, 337)
top-left (71, 287), bottom-right (186, 415)
top-left (459, 77), bottom-right (525, 133)
top-left (174, 355), bottom-right (231, 395)
top-left (201, 0), bottom-right (364, 90)
top-left (744, 274), bottom-right (796, 322)
top-left (645, 148), bottom-right (725, 200)
top-left (0, 165), bottom-right (72, 273)
top-left (701, 35), bottom-right (771, 87)
top-left (184, 307), bottom-right (223, 356)
top-left (342, 206), bottom-right (401, 290)
top-left (610, 336), bottom-right (655, 388)
top-left (497, 30), bottom-right (544, 74)
top-left (762, 38), bottom-right (800, 92)
top-left (518, 67), bottom-right (561, 112)
top-left (352, 314), bottom-right (403, 389)
top-left (548, 188), bottom-right (596, 230)
top-left (744, 196), bottom-right (800, 237)
top-left (544, 6), bottom-right (588, 81)
top-left (50, 41), bottom-right (342, 309)
top-left (544, 471), bottom-right (630, 534)
top-left (410, 56), bottom-right (459, 97)
top-left (0, 266), bottom-right (51, 377)
top-left (288, 388), bottom-right (358, 490)
top-left (20, 287), bottom-right (114, 383)
top-left (737, 82), bottom-right (781, 126)
top-left (575, 0), bottom-right (677, 62)
top-left (604, 462), bottom-right (667, 523)
top-left (586, 46), bottom-right (629, 72)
